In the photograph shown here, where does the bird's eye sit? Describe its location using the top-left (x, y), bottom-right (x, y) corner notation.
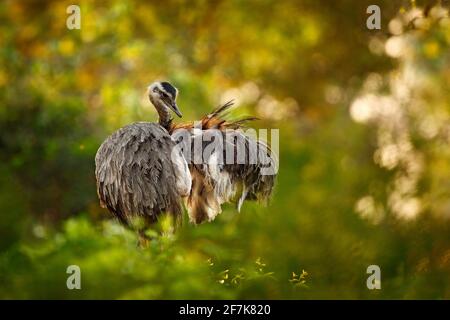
top-left (153, 87), bottom-right (158, 93)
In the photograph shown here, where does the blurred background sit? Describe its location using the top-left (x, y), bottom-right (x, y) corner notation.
top-left (0, 0), bottom-right (449, 299)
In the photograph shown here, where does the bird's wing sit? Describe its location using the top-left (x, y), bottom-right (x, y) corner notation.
top-left (171, 101), bottom-right (277, 224)
top-left (170, 100), bottom-right (258, 132)
top-left (95, 122), bottom-right (191, 226)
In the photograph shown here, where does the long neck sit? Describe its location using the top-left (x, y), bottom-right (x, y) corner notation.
top-left (151, 98), bottom-right (173, 130)
top-left (157, 107), bottom-right (173, 129)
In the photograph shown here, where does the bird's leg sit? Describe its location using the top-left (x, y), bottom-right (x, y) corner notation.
top-left (137, 229), bottom-right (152, 248)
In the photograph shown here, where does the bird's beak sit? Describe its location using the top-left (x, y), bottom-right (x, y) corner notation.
top-left (168, 101), bottom-right (182, 118)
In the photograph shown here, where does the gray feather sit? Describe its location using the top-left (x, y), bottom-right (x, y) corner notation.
top-left (95, 122), bottom-right (186, 227)
top-left (175, 128), bottom-right (277, 223)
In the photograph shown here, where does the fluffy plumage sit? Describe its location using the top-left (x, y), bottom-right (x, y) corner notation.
top-left (170, 100), bottom-right (276, 224)
top-left (95, 122), bottom-right (190, 227)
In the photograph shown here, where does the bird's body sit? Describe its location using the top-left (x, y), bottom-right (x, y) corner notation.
top-left (95, 81), bottom-right (277, 232)
top-left (95, 122), bottom-right (190, 227)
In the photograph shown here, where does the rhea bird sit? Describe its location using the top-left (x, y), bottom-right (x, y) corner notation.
top-left (95, 81), bottom-right (277, 234)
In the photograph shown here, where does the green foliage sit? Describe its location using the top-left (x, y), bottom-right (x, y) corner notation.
top-left (0, 0), bottom-right (449, 299)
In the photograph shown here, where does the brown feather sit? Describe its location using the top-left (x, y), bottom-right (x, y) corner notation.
top-left (169, 100), bottom-right (259, 133)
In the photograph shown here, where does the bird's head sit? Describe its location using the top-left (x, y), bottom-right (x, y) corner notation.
top-left (147, 81), bottom-right (182, 118)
